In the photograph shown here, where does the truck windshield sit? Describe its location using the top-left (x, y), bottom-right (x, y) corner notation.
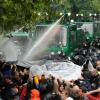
top-left (35, 25), bottom-right (67, 46)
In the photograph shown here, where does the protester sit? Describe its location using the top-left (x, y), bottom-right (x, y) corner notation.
top-left (0, 38), bottom-right (100, 100)
top-left (30, 89), bottom-right (41, 100)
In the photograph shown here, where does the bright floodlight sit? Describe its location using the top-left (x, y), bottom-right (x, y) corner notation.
top-left (60, 12), bottom-right (63, 16)
top-left (38, 12), bottom-right (41, 16)
top-left (58, 51), bottom-right (61, 54)
top-left (70, 19), bottom-right (74, 23)
top-left (76, 14), bottom-right (78, 16)
top-left (68, 12), bottom-right (71, 16)
top-left (89, 13), bottom-right (92, 16)
top-left (81, 14), bottom-right (83, 16)
top-left (94, 13), bottom-right (97, 16)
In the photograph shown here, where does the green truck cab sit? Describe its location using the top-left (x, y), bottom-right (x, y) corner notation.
top-left (6, 21), bottom-right (100, 57)
top-left (35, 24), bottom-right (86, 56)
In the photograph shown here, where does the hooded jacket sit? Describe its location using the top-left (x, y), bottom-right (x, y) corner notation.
top-left (30, 89), bottom-right (41, 100)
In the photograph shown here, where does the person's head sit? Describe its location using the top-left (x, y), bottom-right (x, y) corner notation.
top-left (59, 90), bottom-right (69, 100)
top-left (14, 72), bottom-right (20, 79)
top-left (11, 66), bottom-right (16, 72)
top-left (23, 68), bottom-right (29, 75)
top-left (96, 60), bottom-right (100, 74)
top-left (71, 85), bottom-right (82, 98)
top-left (90, 69), bottom-right (97, 76)
top-left (58, 84), bottom-right (65, 93)
top-left (31, 89), bottom-right (40, 98)
top-left (4, 76), bottom-right (12, 83)
top-left (96, 60), bottom-right (100, 66)
top-left (41, 74), bottom-right (45, 80)
top-left (81, 71), bottom-right (91, 79)
top-left (42, 92), bottom-right (61, 100)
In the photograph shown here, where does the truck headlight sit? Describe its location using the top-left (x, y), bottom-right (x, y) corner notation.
top-left (51, 52), bottom-right (55, 55)
top-left (58, 51), bottom-right (61, 54)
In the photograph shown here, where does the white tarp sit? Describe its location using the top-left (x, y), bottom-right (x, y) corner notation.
top-left (29, 61), bottom-right (82, 81)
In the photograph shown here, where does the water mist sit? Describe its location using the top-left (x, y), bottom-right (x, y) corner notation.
top-left (24, 15), bottom-right (64, 61)
top-left (0, 38), bottom-right (18, 62)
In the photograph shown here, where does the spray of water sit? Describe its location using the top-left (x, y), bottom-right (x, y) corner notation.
top-left (15, 26), bottom-right (24, 33)
top-left (0, 26), bottom-right (28, 62)
top-left (24, 15), bottom-right (64, 61)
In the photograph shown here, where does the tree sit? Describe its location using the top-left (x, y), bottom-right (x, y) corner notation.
top-left (0, 0), bottom-right (35, 33)
top-left (0, 0), bottom-right (100, 34)
top-left (91, 0), bottom-right (100, 12)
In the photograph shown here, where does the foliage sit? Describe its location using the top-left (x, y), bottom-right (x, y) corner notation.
top-left (91, 0), bottom-right (100, 12)
top-left (0, 0), bottom-right (100, 34)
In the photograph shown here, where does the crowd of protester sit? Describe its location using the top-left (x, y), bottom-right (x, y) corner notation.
top-left (0, 38), bottom-right (100, 100)
top-left (0, 59), bottom-right (100, 100)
